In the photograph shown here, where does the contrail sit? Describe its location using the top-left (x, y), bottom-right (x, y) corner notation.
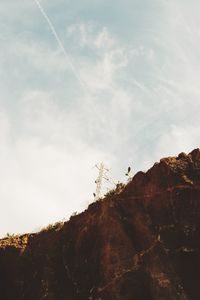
top-left (33, 0), bottom-right (89, 95)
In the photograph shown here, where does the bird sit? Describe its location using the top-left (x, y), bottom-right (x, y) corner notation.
top-left (125, 166), bottom-right (131, 176)
top-left (93, 193), bottom-right (96, 197)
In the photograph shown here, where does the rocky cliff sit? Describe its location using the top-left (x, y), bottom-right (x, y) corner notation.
top-left (1, 149), bottom-right (200, 300)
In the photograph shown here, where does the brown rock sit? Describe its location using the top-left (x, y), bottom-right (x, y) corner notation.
top-left (1, 149), bottom-right (200, 299)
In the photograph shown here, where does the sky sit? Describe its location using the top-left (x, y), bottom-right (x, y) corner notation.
top-left (0, 0), bottom-right (200, 237)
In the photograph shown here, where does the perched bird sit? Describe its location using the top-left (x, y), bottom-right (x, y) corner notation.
top-left (125, 166), bottom-right (131, 176)
top-left (93, 193), bottom-right (96, 197)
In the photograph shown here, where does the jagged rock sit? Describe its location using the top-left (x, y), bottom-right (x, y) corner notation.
top-left (1, 149), bottom-right (200, 299)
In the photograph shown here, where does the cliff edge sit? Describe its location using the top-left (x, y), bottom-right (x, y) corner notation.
top-left (1, 149), bottom-right (200, 300)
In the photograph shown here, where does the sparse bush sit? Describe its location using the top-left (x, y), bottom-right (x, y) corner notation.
top-left (40, 221), bottom-right (63, 232)
top-left (6, 233), bottom-right (17, 238)
top-left (105, 182), bottom-right (125, 197)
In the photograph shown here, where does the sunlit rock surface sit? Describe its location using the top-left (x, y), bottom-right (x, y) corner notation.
top-left (1, 149), bottom-right (200, 299)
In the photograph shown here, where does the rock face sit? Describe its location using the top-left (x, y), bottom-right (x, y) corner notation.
top-left (1, 149), bottom-right (200, 300)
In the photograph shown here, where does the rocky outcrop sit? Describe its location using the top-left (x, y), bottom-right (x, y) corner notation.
top-left (1, 149), bottom-right (200, 299)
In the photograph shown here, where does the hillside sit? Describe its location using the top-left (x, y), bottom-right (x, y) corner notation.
top-left (1, 149), bottom-right (200, 299)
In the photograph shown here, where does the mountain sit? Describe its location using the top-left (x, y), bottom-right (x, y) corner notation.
top-left (1, 149), bottom-right (200, 300)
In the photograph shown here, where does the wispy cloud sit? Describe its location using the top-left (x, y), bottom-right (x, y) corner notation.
top-left (33, 0), bottom-right (89, 96)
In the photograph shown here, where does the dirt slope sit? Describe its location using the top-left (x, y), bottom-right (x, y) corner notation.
top-left (1, 149), bottom-right (200, 300)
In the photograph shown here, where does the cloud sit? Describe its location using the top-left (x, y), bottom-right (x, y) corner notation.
top-left (1, 0), bottom-right (200, 237)
top-left (155, 124), bottom-right (200, 158)
top-left (0, 101), bottom-right (114, 236)
top-left (66, 23), bottom-right (129, 91)
top-left (0, 21), bottom-right (134, 236)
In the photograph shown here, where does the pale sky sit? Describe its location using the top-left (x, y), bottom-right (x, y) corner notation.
top-left (0, 0), bottom-right (200, 237)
